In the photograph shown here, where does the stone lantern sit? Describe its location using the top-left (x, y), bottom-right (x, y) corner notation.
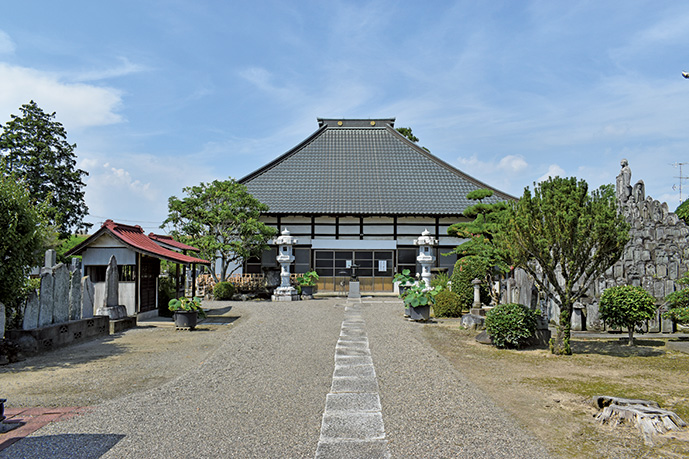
top-left (271, 228), bottom-right (300, 301)
top-left (414, 229), bottom-right (437, 287)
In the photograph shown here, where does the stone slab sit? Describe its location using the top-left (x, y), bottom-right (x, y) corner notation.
top-left (22, 291), bottom-right (39, 330)
top-left (315, 440), bottom-right (390, 459)
top-left (319, 412), bottom-right (385, 441)
top-left (53, 263), bottom-right (70, 324)
top-left (335, 346), bottom-right (370, 357)
top-left (109, 316), bottom-right (137, 334)
top-left (348, 281), bottom-right (361, 299)
top-left (331, 376), bottom-right (379, 393)
top-left (325, 393), bottom-right (382, 413)
top-left (333, 363), bottom-right (377, 378)
top-left (334, 355), bottom-right (373, 366)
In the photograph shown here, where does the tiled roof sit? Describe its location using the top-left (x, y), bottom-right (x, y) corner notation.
top-left (239, 118), bottom-right (513, 215)
top-left (148, 233), bottom-right (200, 252)
top-left (67, 220), bottom-right (210, 265)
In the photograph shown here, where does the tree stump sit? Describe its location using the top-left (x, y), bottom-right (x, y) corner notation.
top-left (593, 395), bottom-right (687, 445)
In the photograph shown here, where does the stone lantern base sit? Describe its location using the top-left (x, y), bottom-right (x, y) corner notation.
top-left (271, 286), bottom-right (300, 301)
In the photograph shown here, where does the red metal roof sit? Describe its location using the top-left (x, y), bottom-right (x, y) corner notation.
top-left (68, 220), bottom-right (210, 265)
top-left (148, 233), bottom-right (200, 252)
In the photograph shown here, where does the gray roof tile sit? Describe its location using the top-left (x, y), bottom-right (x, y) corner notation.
top-left (239, 119), bottom-right (513, 215)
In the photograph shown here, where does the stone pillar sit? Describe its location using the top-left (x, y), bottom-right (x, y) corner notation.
top-left (22, 291), bottom-right (40, 330)
top-left (44, 249), bottom-right (57, 271)
top-left (96, 256), bottom-right (128, 319)
top-left (81, 276), bottom-right (94, 319)
top-left (271, 229), bottom-right (300, 301)
top-left (53, 263), bottom-right (70, 324)
top-left (69, 268), bottom-right (82, 321)
top-left (414, 229), bottom-right (436, 287)
top-left (472, 278), bottom-right (482, 308)
top-left (38, 270), bottom-right (54, 327)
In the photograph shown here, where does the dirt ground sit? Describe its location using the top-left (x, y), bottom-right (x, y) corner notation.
top-left (424, 323), bottom-right (689, 459)
top-left (0, 306), bottom-right (241, 407)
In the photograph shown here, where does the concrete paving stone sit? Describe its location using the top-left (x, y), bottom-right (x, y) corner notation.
top-left (334, 355), bottom-right (373, 366)
top-left (325, 393), bottom-right (382, 412)
top-left (333, 363), bottom-right (376, 378)
top-left (331, 376), bottom-right (379, 393)
top-left (340, 329), bottom-right (366, 337)
top-left (315, 439), bottom-right (390, 459)
top-left (335, 346), bottom-right (370, 356)
top-left (336, 341), bottom-right (369, 350)
top-left (337, 336), bottom-right (368, 343)
top-left (319, 412), bottom-right (385, 440)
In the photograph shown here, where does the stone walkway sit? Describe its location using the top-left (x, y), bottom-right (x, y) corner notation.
top-left (0, 298), bottom-right (552, 458)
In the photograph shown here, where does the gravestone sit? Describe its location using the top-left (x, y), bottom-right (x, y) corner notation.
top-left (96, 256), bottom-right (128, 319)
top-left (38, 270), bottom-right (54, 327)
top-left (81, 276), bottom-right (94, 319)
top-left (52, 263), bottom-right (70, 324)
top-left (69, 268), bottom-right (81, 320)
top-left (44, 249), bottom-right (57, 271)
top-left (22, 291), bottom-right (40, 330)
top-left (0, 302), bottom-right (4, 340)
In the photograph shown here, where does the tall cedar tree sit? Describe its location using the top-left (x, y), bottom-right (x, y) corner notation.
top-left (162, 179), bottom-right (277, 281)
top-left (499, 178), bottom-right (629, 355)
top-left (0, 101), bottom-right (89, 238)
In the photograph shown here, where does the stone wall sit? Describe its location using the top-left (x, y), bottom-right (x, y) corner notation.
top-left (544, 160), bottom-right (688, 332)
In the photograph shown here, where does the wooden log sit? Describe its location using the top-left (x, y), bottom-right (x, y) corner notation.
top-left (592, 395), bottom-right (687, 445)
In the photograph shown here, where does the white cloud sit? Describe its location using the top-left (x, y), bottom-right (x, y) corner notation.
top-left (498, 155), bottom-right (528, 173)
top-left (0, 63), bottom-right (123, 130)
top-left (0, 30), bottom-right (15, 54)
top-left (71, 56), bottom-right (147, 82)
top-left (537, 164), bottom-right (566, 183)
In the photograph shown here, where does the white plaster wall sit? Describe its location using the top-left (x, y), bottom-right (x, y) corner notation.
top-left (93, 281), bottom-right (137, 316)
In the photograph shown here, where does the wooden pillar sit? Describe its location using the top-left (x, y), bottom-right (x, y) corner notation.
top-left (191, 263), bottom-right (197, 298)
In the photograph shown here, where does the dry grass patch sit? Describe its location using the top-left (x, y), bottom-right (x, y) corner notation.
top-left (423, 325), bottom-right (689, 459)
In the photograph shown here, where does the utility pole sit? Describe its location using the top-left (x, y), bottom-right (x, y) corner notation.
top-left (672, 162), bottom-right (688, 204)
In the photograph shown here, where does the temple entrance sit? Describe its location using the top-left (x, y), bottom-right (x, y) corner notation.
top-left (314, 250), bottom-right (394, 293)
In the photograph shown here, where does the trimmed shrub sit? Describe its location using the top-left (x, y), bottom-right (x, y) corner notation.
top-left (599, 285), bottom-right (656, 345)
top-left (214, 281), bottom-right (236, 300)
top-left (485, 303), bottom-right (538, 349)
top-left (450, 256), bottom-right (490, 310)
top-left (433, 289), bottom-right (463, 317)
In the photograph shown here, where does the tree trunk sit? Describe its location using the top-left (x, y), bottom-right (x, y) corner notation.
top-left (552, 305), bottom-right (572, 355)
top-left (627, 326), bottom-right (635, 346)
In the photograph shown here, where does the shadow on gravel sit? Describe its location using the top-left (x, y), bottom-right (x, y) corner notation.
top-left (0, 433), bottom-right (126, 458)
top-left (572, 339), bottom-right (665, 357)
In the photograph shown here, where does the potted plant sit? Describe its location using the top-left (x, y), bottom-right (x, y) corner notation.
top-left (296, 271), bottom-right (320, 297)
top-left (168, 296), bottom-right (206, 330)
top-left (394, 269), bottom-right (416, 317)
top-left (403, 283), bottom-right (441, 321)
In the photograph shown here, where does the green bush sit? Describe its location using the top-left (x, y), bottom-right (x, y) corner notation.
top-left (450, 256), bottom-right (490, 309)
top-left (213, 281), bottom-right (236, 300)
top-left (664, 272), bottom-right (689, 326)
top-left (600, 285), bottom-right (657, 345)
top-left (485, 303), bottom-right (538, 349)
top-left (433, 289), bottom-right (463, 317)
top-left (430, 272), bottom-right (450, 290)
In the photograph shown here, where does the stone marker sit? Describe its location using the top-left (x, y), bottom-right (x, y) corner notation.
top-left (53, 263), bottom-right (70, 324)
top-left (22, 290), bottom-right (40, 330)
top-left (44, 249), bottom-right (57, 270)
top-left (69, 268), bottom-right (82, 321)
top-left (38, 270), bottom-right (54, 327)
top-left (96, 255), bottom-right (128, 319)
top-left (81, 276), bottom-right (94, 319)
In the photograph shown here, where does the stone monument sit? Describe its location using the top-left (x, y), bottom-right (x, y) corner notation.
top-left (96, 256), bottom-right (128, 319)
top-left (271, 229), bottom-right (300, 301)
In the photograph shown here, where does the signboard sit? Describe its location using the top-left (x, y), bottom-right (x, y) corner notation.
top-left (378, 260), bottom-right (387, 272)
top-left (346, 260), bottom-right (352, 268)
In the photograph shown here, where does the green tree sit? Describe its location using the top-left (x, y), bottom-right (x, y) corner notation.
top-left (162, 178), bottom-right (277, 281)
top-left (396, 126), bottom-right (430, 152)
top-left (0, 101), bottom-right (89, 238)
top-left (0, 174), bottom-right (47, 319)
top-left (664, 272), bottom-right (689, 326)
top-left (499, 178), bottom-right (630, 355)
top-left (448, 189), bottom-right (510, 303)
top-left (675, 198), bottom-right (689, 225)
top-left (599, 285), bottom-right (657, 346)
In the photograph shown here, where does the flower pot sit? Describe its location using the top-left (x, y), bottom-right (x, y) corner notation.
top-left (301, 285), bottom-right (314, 296)
top-left (173, 311), bottom-right (198, 330)
top-left (404, 303), bottom-right (411, 318)
top-left (410, 305), bottom-right (430, 321)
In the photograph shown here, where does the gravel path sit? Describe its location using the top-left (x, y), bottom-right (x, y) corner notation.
top-left (1, 298), bottom-right (552, 458)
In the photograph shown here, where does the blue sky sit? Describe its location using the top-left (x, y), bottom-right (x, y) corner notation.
top-left (2, 1), bottom-right (689, 233)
